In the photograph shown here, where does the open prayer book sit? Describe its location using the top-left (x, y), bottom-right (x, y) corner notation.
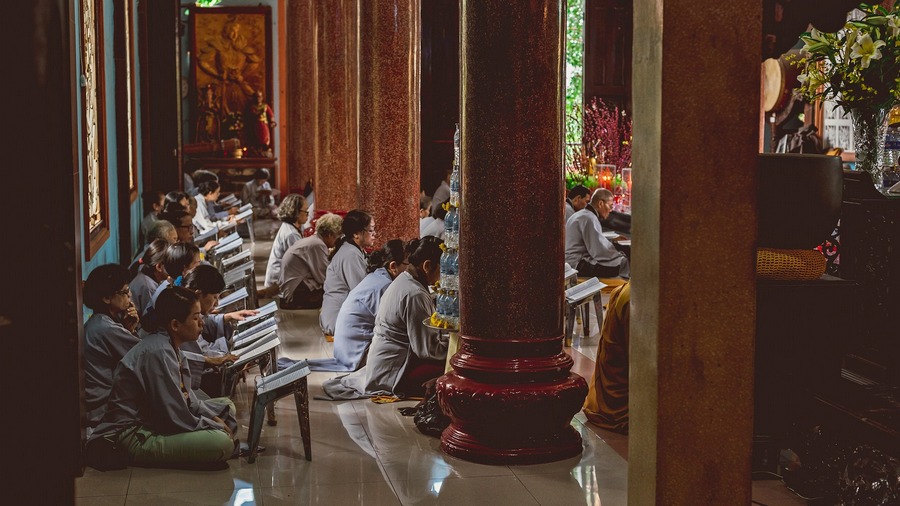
top-left (256, 359), bottom-right (311, 394)
top-left (239, 203), bottom-right (253, 213)
top-left (231, 332), bottom-right (280, 367)
top-left (602, 231), bottom-right (619, 239)
top-left (236, 301), bottom-right (278, 330)
top-left (234, 208), bottom-right (254, 222)
top-left (217, 220), bottom-right (237, 233)
top-left (565, 277), bottom-right (607, 304)
top-left (224, 264), bottom-right (254, 288)
top-left (232, 318), bottom-right (278, 349)
top-left (220, 194), bottom-right (239, 205)
top-left (215, 287), bottom-right (248, 311)
top-left (222, 249), bottom-right (252, 268)
top-left (194, 227), bottom-right (217, 245)
top-left (213, 237), bottom-right (242, 256)
top-left (564, 262), bottom-right (578, 282)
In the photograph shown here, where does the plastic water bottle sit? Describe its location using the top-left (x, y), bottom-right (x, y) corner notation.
top-left (450, 164), bottom-right (461, 207)
top-left (883, 124), bottom-right (900, 169)
top-left (436, 289), bottom-right (447, 324)
top-left (448, 290), bottom-right (459, 329)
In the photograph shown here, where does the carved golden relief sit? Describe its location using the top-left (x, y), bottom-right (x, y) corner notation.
top-left (82, 0), bottom-right (102, 230)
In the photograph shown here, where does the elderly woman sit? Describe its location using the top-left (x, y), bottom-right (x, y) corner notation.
top-left (264, 194), bottom-right (308, 288)
top-left (319, 210), bottom-right (375, 336)
top-left (279, 213), bottom-right (343, 309)
top-left (308, 239), bottom-right (408, 372)
top-left (321, 236), bottom-right (447, 399)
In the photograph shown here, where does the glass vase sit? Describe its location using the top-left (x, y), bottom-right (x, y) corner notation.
top-left (851, 107), bottom-right (889, 185)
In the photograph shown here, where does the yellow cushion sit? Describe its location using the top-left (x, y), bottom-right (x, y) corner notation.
top-left (756, 248), bottom-right (826, 280)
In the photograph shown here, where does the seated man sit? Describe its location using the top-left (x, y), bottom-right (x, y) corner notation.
top-left (565, 188), bottom-right (630, 278)
top-left (241, 168), bottom-right (279, 217)
top-left (419, 194), bottom-right (434, 236)
top-left (279, 213), bottom-right (342, 309)
top-left (583, 281), bottom-right (631, 433)
top-left (565, 184), bottom-right (591, 222)
top-left (88, 287), bottom-right (237, 470)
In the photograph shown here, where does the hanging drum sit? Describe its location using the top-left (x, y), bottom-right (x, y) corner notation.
top-left (762, 51), bottom-right (802, 113)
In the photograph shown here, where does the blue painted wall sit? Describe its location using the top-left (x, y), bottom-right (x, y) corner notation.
top-left (76, 0), bottom-right (145, 276)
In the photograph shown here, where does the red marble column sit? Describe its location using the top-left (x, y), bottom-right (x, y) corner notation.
top-left (357, 0), bottom-right (421, 245)
top-left (286, 0), bottom-right (317, 191)
top-left (436, 0), bottom-right (586, 465)
top-left (315, 0), bottom-right (358, 211)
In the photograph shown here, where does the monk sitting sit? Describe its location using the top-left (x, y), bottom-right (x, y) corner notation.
top-left (583, 281), bottom-right (631, 434)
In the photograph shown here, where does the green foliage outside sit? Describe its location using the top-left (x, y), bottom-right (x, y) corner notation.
top-left (565, 0), bottom-right (584, 170)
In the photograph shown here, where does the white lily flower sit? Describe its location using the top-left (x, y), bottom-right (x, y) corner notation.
top-left (889, 15), bottom-right (900, 37)
top-left (850, 32), bottom-right (886, 69)
top-left (801, 28), bottom-right (827, 52)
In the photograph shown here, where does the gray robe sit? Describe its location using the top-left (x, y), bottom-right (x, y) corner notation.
top-left (319, 242), bottom-right (367, 335)
top-left (129, 271), bottom-right (159, 318)
top-left (83, 314), bottom-right (141, 426)
top-left (265, 222), bottom-right (302, 287)
top-left (308, 268), bottom-right (392, 372)
top-left (564, 207), bottom-right (629, 277)
top-left (91, 332), bottom-right (237, 440)
top-left (181, 313), bottom-right (232, 389)
top-left (279, 235), bottom-right (330, 298)
top-left (421, 218), bottom-right (445, 240)
top-left (320, 271), bottom-right (446, 399)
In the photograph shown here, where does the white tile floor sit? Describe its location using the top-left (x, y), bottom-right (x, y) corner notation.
top-left (75, 221), bottom-right (805, 505)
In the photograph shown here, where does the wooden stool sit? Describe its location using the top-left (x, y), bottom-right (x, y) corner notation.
top-left (565, 277), bottom-right (606, 346)
top-left (246, 360), bottom-right (312, 463)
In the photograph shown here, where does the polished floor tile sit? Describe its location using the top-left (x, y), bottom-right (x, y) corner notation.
top-left (392, 476), bottom-right (539, 506)
top-left (124, 488), bottom-right (259, 505)
top-left (76, 496), bottom-right (126, 506)
top-left (259, 481), bottom-right (401, 506)
top-left (76, 468), bottom-right (132, 497)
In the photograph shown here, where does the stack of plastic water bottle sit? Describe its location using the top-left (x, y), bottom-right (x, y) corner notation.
top-left (435, 124), bottom-right (462, 330)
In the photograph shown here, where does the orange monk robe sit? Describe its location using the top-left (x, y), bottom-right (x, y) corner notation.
top-left (583, 282), bottom-right (631, 434)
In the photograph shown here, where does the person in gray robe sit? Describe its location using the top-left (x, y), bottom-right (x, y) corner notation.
top-left (307, 239), bottom-right (409, 372)
top-left (129, 239), bottom-right (169, 318)
top-left (83, 265), bottom-right (141, 427)
top-left (565, 184), bottom-right (591, 222)
top-left (421, 204), bottom-right (447, 240)
top-left (321, 236), bottom-right (447, 399)
top-left (565, 189), bottom-right (630, 279)
top-left (264, 194), bottom-right (307, 288)
top-left (241, 168), bottom-right (280, 217)
top-left (279, 213), bottom-right (342, 309)
top-left (89, 287), bottom-right (237, 469)
top-left (320, 210), bottom-right (375, 335)
top-left (431, 170), bottom-right (451, 216)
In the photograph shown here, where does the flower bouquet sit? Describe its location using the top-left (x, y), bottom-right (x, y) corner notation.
top-left (794, 3), bottom-right (900, 181)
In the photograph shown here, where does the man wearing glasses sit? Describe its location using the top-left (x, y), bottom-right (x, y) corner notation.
top-left (565, 189), bottom-right (630, 279)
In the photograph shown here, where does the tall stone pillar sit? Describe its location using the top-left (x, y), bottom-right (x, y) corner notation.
top-left (436, 0), bottom-right (586, 465)
top-left (286, 0), bottom-right (317, 191)
top-left (315, 0), bottom-right (358, 211)
top-left (629, 0), bottom-right (760, 503)
top-left (357, 0), bottom-right (421, 245)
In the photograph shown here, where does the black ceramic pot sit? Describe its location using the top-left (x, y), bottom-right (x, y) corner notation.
top-left (758, 153), bottom-right (843, 250)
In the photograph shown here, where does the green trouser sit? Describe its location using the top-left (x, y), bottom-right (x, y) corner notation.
top-left (117, 397), bottom-right (237, 467)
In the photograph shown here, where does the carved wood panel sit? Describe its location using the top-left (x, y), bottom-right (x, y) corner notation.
top-left (584, 0), bottom-right (632, 113)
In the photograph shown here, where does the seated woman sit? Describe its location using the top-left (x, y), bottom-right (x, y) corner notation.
top-left (193, 181), bottom-right (235, 232)
top-left (582, 281), bottom-right (631, 434)
top-left (180, 265), bottom-right (255, 398)
top-left (89, 287), bottom-right (237, 469)
top-left (129, 239), bottom-right (169, 319)
top-left (144, 242), bottom-right (202, 315)
top-left (139, 190), bottom-right (165, 248)
top-left (321, 236), bottom-right (447, 399)
top-left (241, 168), bottom-right (279, 217)
top-left (83, 264), bottom-right (141, 428)
top-left (421, 203), bottom-right (447, 240)
top-left (278, 213), bottom-right (342, 309)
top-left (263, 194), bottom-right (307, 289)
top-left (320, 210), bottom-right (375, 336)
top-left (308, 239), bottom-right (408, 372)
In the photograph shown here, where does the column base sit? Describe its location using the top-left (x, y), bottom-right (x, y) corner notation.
top-left (440, 424), bottom-right (584, 465)
top-left (437, 371), bottom-right (588, 465)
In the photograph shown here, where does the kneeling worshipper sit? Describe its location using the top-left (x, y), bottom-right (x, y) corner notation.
top-left (142, 242), bottom-right (202, 324)
top-left (565, 188), bottom-right (630, 279)
top-left (128, 239), bottom-right (169, 319)
top-left (306, 239), bottom-right (409, 372)
top-left (180, 265), bottom-right (256, 398)
top-left (88, 287), bottom-right (238, 470)
top-left (240, 168), bottom-right (279, 217)
top-left (421, 203), bottom-right (446, 240)
top-left (278, 212), bottom-right (342, 309)
top-left (320, 236), bottom-right (447, 399)
top-left (320, 209), bottom-right (375, 336)
top-left (83, 264), bottom-right (141, 430)
top-left (264, 194), bottom-right (307, 289)
top-left (583, 281), bottom-right (631, 434)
